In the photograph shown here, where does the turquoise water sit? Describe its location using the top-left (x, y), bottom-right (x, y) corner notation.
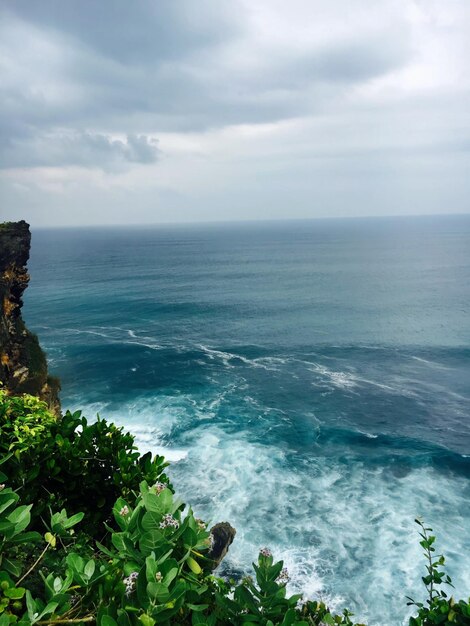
top-left (25, 216), bottom-right (470, 625)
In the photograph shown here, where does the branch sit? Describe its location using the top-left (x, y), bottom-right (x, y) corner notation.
top-left (17, 543), bottom-right (50, 586)
top-left (37, 617), bottom-right (95, 625)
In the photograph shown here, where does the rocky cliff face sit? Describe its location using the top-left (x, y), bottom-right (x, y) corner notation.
top-left (0, 220), bottom-right (60, 412)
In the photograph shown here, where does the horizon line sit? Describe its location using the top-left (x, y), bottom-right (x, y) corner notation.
top-left (21, 210), bottom-right (470, 230)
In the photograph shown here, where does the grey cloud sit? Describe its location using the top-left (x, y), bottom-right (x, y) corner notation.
top-left (314, 34), bottom-right (410, 82)
top-left (0, 0), bottom-right (413, 158)
top-left (0, 129), bottom-right (159, 169)
top-left (1, 0), bottom-right (469, 226)
top-left (124, 134), bottom-right (160, 163)
top-left (3, 0), bottom-right (240, 65)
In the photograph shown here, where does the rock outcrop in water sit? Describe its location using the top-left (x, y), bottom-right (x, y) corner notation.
top-left (208, 522), bottom-right (237, 570)
top-left (0, 220), bottom-right (60, 412)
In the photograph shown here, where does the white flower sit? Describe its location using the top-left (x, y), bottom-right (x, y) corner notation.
top-left (276, 567), bottom-right (290, 584)
top-left (119, 505), bottom-right (130, 516)
top-left (123, 571), bottom-right (138, 596)
top-left (159, 514), bottom-right (179, 529)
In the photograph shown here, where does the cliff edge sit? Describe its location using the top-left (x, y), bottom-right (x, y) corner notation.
top-left (0, 220), bottom-right (60, 412)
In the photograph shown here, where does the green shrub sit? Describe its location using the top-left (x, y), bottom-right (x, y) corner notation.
top-left (0, 392), bottom-right (56, 455)
top-left (0, 391), bottom-right (170, 536)
top-left (212, 550), bottom-right (366, 625)
top-left (407, 519), bottom-right (470, 626)
top-left (0, 460), bottom-right (84, 626)
top-left (0, 465), bottom-right (365, 626)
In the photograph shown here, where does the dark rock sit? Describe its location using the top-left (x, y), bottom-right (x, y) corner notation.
top-left (208, 522), bottom-right (236, 570)
top-left (0, 221), bottom-right (60, 413)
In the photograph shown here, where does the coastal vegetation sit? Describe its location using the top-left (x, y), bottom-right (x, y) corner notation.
top-left (1, 390), bottom-right (469, 626)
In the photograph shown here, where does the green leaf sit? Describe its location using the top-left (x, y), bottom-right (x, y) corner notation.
top-left (0, 491), bottom-right (19, 515)
top-left (111, 532), bottom-right (128, 553)
top-left (6, 504), bottom-right (32, 537)
top-left (163, 567), bottom-right (178, 587)
top-left (141, 510), bottom-right (164, 533)
top-left (124, 561), bottom-right (141, 577)
top-left (191, 613), bottom-right (208, 626)
top-left (26, 590), bottom-right (37, 622)
top-left (113, 498), bottom-right (130, 530)
top-left (63, 512), bottom-right (84, 529)
top-left (139, 530), bottom-right (167, 554)
top-left (37, 601), bottom-right (59, 622)
top-left (84, 559), bottom-right (95, 580)
top-left (157, 488), bottom-right (173, 511)
top-left (96, 540), bottom-right (116, 558)
top-left (4, 587), bottom-right (25, 599)
top-left (145, 555), bottom-right (157, 582)
top-left (117, 609), bottom-right (132, 626)
top-left (8, 530), bottom-right (42, 545)
top-left (142, 491), bottom-right (163, 513)
top-left (183, 527), bottom-right (198, 549)
top-left (147, 582), bottom-right (170, 603)
top-left (2, 556), bottom-right (22, 577)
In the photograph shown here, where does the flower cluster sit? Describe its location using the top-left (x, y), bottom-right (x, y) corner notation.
top-left (119, 505), bottom-right (130, 516)
top-left (159, 513), bottom-right (179, 529)
top-left (155, 572), bottom-right (163, 582)
top-left (196, 518), bottom-right (206, 530)
top-left (259, 547), bottom-right (272, 558)
top-left (154, 481), bottom-right (166, 494)
top-left (276, 567), bottom-right (290, 584)
top-left (123, 571), bottom-right (138, 596)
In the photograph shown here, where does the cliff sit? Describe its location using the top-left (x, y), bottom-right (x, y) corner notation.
top-left (0, 220), bottom-right (60, 412)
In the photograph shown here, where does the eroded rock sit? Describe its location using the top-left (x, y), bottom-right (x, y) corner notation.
top-left (208, 521), bottom-right (237, 570)
top-left (0, 221), bottom-right (60, 412)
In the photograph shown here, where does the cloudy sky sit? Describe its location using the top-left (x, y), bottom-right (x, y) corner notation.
top-left (1, 0), bottom-right (469, 227)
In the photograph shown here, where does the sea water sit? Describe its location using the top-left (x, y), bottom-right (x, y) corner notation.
top-left (24, 216), bottom-right (470, 625)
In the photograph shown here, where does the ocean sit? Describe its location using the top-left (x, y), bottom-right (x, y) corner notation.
top-left (24, 215), bottom-right (470, 625)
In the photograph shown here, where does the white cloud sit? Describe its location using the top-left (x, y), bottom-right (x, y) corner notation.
top-left (0, 0), bottom-right (469, 225)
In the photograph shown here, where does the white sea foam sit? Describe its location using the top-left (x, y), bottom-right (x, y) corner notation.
top-left (65, 328), bottom-right (114, 339)
top-left (307, 363), bottom-right (359, 390)
top-left (359, 431), bottom-right (378, 439)
top-left (61, 326), bottom-right (168, 351)
top-left (68, 391), bottom-right (470, 626)
top-left (125, 339), bottom-right (165, 350)
top-left (196, 344), bottom-right (285, 371)
top-left (166, 422), bottom-right (470, 626)
top-left (300, 358), bottom-right (418, 397)
top-left (410, 355), bottom-right (450, 369)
